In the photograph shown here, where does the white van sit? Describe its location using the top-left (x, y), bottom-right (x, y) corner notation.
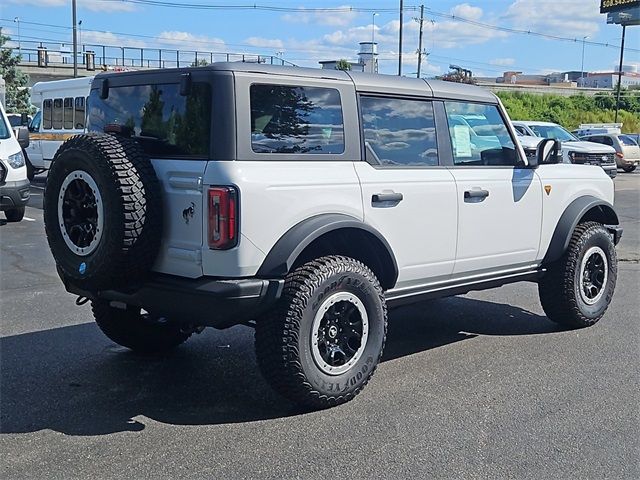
top-left (0, 101), bottom-right (30, 222)
top-left (25, 77), bottom-right (93, 179)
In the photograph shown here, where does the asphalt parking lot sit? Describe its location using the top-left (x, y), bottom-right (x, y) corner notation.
top-left (1, 172), bottom-right (639, 479)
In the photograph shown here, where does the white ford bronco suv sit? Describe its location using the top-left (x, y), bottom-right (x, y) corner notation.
top-left (44, 64), bottom-right (622, 409)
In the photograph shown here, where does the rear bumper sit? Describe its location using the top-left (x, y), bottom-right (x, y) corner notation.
top-left (66, 274), bottom-right (284, 329)
top-left (0, 179), bottom-right (30, 210)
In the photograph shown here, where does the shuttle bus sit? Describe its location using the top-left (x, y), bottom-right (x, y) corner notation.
top-left (25, 76), bottom-right (93, 179)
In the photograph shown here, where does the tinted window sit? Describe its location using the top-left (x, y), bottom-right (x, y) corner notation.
top-left (30, 111), bottom-right (42, 132)
top-left (0, 112), bottom-right (9, 140)
top-left (250, 84), bottom-right (344, 154)
top-left (43, 100), bottom-right (52, 129)
top-left (63, 97), bottom-right (74, 129)
top-left (52, 98), bottom-right (63, 129)
top-left (619, 135), bottom-right (638, 146)
top-left (445, 102), bottom-right (518, 166)
top-left (360, 96), bottom-right (438, 167)
top-left (74, 97), bottom-right (85, 129)
top-left (87, 83), bottom-right (212, 157)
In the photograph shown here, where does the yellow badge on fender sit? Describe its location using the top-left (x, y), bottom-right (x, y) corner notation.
top-left (544, 185), bottom-right (552, 196)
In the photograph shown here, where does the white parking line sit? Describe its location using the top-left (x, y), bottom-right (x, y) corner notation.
top-left (23, 217), bottom-right (36, 222)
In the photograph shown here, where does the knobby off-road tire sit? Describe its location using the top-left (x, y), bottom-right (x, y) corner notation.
top-left (255, 255), bottom-right (387, 409)
top-left (539, 222), bottom-right (617, 328)
top-left (92, 300), bottom-right (191, 354)
top-left (44, 133), bottom-right (162, 290)
top-left (4, 206), bottom-right (25, 222)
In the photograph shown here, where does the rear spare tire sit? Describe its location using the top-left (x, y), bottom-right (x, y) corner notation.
top-left (44, 133), bottom-right (162, 290)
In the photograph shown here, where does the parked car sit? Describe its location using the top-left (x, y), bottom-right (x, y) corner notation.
top-left (6, 113), bottom-right (31, 128)
top-left (512, 121), bottom-right (617, 178)
top-left (43, 64), bottom-right (622, 409)
top-left (514, 129), bottom-right (542, 162)
top-left (579, 133), bottom-right (640, 173)
top-left (1, 102), bottom-right (30, 222)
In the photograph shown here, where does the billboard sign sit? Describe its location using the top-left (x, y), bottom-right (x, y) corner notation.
top-left (600, 0), bottom-right (640, 13)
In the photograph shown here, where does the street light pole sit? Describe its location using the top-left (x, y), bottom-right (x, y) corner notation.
top-left (72, 0), bottom-right (78, 77)
top-left (398, 0), bottom-right (404, 76)
top-left (580, 35), bottom-right (588, 87)
top-left (372, 12), bottom-right (378, 74)
top-left (614, 24), bottom-right (626, 123)
top-left (416, 5), bottom-right (424, 78)
top-left (13, 17), bottom-right (21, 57)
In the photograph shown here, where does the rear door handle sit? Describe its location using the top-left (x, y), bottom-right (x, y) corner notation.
top-left (372, 192), bottom-right (403, 203)
top-left (464, 189), bottom-right (489, 199)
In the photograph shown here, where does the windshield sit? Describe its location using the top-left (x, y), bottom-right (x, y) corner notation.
top-left (619, 135), bottom-right (638, 146)
top-left (0, 112), bottom-right (10, 140)
top-left (528, 124), bottom-right (578, 142)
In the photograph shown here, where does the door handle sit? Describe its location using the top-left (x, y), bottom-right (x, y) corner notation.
top-left (372, 192), bottom-right (403, 203)
top-left (464, 189), bottom-right (489, 199)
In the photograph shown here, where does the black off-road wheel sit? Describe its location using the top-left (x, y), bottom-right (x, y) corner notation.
top-left (539, 222), bottom-right (617, 328)
top-left (43, 133), bottom-right (162, 290)
top-left (255, 256), bottom-right (387, 409)
top-left (622, 165), bottom-right (636, 173)
top-left (92, 300), bottom-right (192, 354)
top-left (4, 206), bottom-right (25, 222)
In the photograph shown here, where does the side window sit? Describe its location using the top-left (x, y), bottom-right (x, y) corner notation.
top-left (250, 84), bottom-right (344, 155)
top-left (74, 97), bottom-right (85, 129)
top-left (603, 136), bottom-right (614, 146)
top-left (360, 96), bottom-right (438, 167)
top-left (29, 110), bottom-right (42, 132)
top-left (445, 102), bottom-right (519, 167)
top-left (87, 83), bottom-right (212, 157)
top-left (63, 97), bottom-right (74, 129)
top-left (52, 98), bottom-right (63, 129)
top-left (43, 99), bottom-right (52, 129)
top-left (514, 125), bottom-right (527, 136)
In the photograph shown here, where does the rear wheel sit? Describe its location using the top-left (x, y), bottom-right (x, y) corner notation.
top-left (539, 222), bottom-right (617, 328)
top-left (255, 256), bottom-right (387, 409)
top-left (92, 300), bottom-right (192, 354)
top-left (4, 206), bottom-right (25, 222)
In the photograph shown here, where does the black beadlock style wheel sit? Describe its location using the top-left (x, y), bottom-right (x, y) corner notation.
top-left (44, 133), bottom-right (162, 290)
top-left (539, 221), bottom-right (618, 328)
top-left (92, 300), bottom-right (192, 354)
top-left (255, 255), bottom-right (387, 409)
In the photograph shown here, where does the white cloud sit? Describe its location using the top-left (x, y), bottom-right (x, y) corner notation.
top-left (504, 0), bottom-right (601, 37)
top-left (81, 30), bottom-right (146, 49)
top-left (451, 3), bottom-right (483, 21)
top-left (490, 57), bottom-right (516, 66)
top-left (156, 31), bottom-right (227, 51)
top-left (244, 37), bottom-right (284, 49)
top-left (282, 5), bottom-right (359, 27)
top-left (10, 0), bottom-right (136, 12)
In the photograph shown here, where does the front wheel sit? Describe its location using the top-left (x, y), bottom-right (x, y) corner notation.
top-left (92, 300), bottom-right (192, 354)
top-left (255, 256), bottom-right (387, 409)
top-left (539, 222), bottom-right (617, 328)
top-left (622, 165), bottom-right (636, 173)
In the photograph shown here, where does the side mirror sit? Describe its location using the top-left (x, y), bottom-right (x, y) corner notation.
top-left (16, 126), bottom-right (30, 149)
top-left (20, 113), bottom-right (29, 126)
top-left (179, 73), bottom-right (192, 96)
top-left (537, 138), bottom-right (560, 165)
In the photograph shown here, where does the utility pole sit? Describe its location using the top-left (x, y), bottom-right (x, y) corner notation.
top-left (580, 35), bottom-right (588, 87)
top-left (614, 24), bottom-right (626, 123)
top-left (416, 5), bottom-right (425, 78)
top-left (72, 0), bottom-right (78, 77)
top-left (13, 17), bottom-right (21, 57)
top-left (398, 0), bottom-right (403, 76)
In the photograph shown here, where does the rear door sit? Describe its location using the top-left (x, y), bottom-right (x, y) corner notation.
top-left (354, 95), bottom-right (458, 290)
top-left (443, 101), bottom-right (542, 275)
top-left (87, 72), bottom-right (213, 278)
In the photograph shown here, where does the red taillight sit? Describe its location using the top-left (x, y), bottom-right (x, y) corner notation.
top-left (208, 186), bottom-right (238, 250)
top-left (615, 152), bottom-right (624, 158)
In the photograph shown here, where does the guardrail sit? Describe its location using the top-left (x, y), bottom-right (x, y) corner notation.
top-left (5, 40), bottom-right (297, 71)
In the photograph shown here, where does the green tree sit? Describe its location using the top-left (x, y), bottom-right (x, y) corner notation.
top-left (334, 59), bottom-right (352, 71)
top-left (0, 33), bottom-right (31, 113)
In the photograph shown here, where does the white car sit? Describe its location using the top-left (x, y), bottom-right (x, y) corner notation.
top-left (0, 102), bottom-right (30, 222)
top-left (43, 64), bottom-right (623, 409)
top-left (512, 121), bottom-right (618, 178)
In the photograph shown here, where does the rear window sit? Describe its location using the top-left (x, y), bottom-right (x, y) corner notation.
top-left (250, 84), bottom-right (344, 155)
top-left (87, 82), bottom-right (212, 157)
top-left (619, 135), bottom-right (638, 146)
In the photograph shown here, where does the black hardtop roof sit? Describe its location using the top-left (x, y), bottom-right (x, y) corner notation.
top-left (93, 62), bottom-right (497, 103)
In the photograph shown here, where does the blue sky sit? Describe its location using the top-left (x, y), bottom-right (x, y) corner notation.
top-left (1, 0), bottom-right (639, 77)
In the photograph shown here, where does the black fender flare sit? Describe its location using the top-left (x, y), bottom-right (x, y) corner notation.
top-left (256, 213), bottom-right (399, 289)
top-left (543, 195), bottom-right (619, 264)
